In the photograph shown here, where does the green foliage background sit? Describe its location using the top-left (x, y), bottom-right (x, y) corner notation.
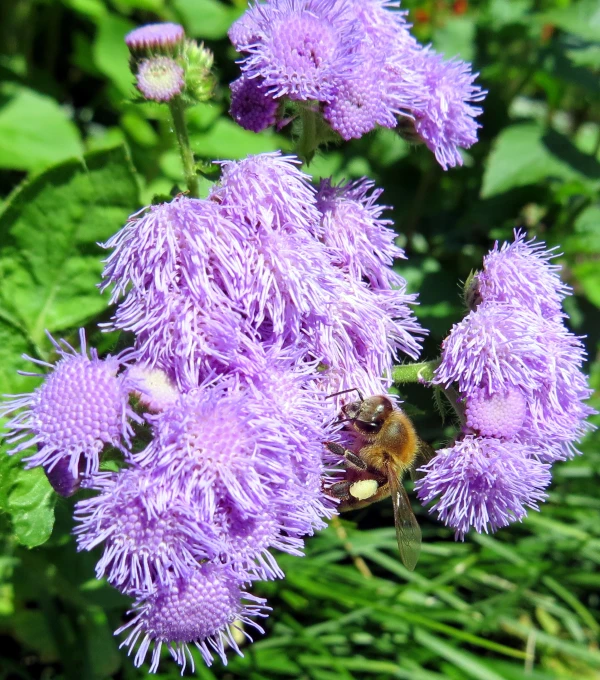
top-left (0, 0), bottom-right (599, 678)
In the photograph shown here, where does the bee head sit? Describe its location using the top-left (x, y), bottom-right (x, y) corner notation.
top-left (342, 395), bottom-right (394, 434)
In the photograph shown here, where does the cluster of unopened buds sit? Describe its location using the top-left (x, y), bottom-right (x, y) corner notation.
top-left (0, 2), bottom-right (594, 674)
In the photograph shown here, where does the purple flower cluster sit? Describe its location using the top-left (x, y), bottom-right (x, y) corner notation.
top-left (416, 231), bottom-right (595, 539)
top-left (229, 0), bottom-right (485, 169)
top-left (2, 153), bottom-right (423, 672)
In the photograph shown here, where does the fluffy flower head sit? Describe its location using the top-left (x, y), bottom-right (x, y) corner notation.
top-left (235, 0), bottom-right (360, 102)
top-left (1, 330), bottom-right (137, 477)
top-left (74, 468), bottom-right (218, 593)
top-left (118, 564), bottom-right (268, 672)
top-left (416, 435), bottom-right (551, 539)
top-left (478, 230), bottom-right (571, 319)
top-left (411, 49), bottom-right (486, 170)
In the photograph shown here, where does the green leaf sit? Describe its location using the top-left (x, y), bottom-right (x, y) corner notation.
top-left (433, 17), bottom-right (476, 62)
top-left (0, 319), bottom-right (34, 394)
top-left (537, 0), bottom-right (600, 42)
top-left (481, 123), bottom-right (600, 198)
top-left (572, 260), bottom-right (600, 307)
top-left (0, 83), bottom-right (83, 172)
top-left (174, 0), bottom-right (242, 39)
top-left (191, 118), bottom-right (290, 159)
top-left (414, 629), bottom-right (508, 680)
top-left (6, 465), bottom-right (55, 548)
top-left (83, 608), bottom-right (122, 678)
top-left (0, 145), bottom-right (139, 347)
top-left (92, 13), bottom-right (135, 96)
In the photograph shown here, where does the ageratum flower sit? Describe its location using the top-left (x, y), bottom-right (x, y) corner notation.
top-left (476, 229), bottom-right (571, 320)
top-left (316, 178), bottom-right (405, 288)
top-left (0, 330), bottom-right (138, 478)
top-left (434, 302), bottom-right (549, 397)
top-left (102, 154), bottom-right (424, 391)
top-left (118, 563), bottom-right (268, 672)
top-left (416, 435), bottom-right (552, 539)
top-left (135, 377), bottom-right (333, 538)
top-left (232, 0), bottom-right (361, 102)
top-left (408, 48), bottom-right (486, 170)
top-left (210, 152), bottom-right (322, 235)
top-left (465, 388), bottom-right (527, 439)
top-left (74, 467), bottom-right (220, 593)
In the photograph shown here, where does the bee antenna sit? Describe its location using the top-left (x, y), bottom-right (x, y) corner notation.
top-left (327, 387), bottom-right (364, 400)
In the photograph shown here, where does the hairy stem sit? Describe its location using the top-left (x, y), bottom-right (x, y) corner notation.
top-left (169, 96), bottom-right (199, 197)
top-left (392, 358), bottom-right (440, 385)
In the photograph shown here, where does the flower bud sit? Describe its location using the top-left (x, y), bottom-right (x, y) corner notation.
top-left (136, 56), bottom-right (185, 102)
top-left (125, 23), bottom-right (185, 58)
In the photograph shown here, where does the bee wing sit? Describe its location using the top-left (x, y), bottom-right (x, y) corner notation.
top-left (409, 438), bottom-right (436, 482)
top-left (387, 461), bottom-right (421, 571)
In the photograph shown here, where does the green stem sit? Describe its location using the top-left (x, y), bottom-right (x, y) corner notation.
top-left (296, 105), bottom-right (319, 165)
top-left (168, 96), bottom-right (199, 197)
top-left (392, 359), bottom-right (440, 385)
top-left (441, 385), bottom-right (466, 426)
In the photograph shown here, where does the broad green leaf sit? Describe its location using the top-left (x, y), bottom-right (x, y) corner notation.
top-left (0, 319), bottom-right (34, 394)
top-left (11, 609), bottom-right (58, 660)
top-left (0, 83), bottom-right (83, 172)
top-left (537, 0), bottom-right (600, 42)
top-left (174, 0), bottom-right (242, 39)
top-left (191, 118), bottom-right (290, 160)
top-left (6, 465), bottom-right (55, 548)
top-left (433, 17), bottom-right (476, 62)
top-left (0, 145), bottom-right (139, 346)
top-left (93, 13), bottom-right (135, 96)
top-left (572, 261), bottom-right (600, 307)
top-left (484, 0), bottom-right (532, 28)
top-left (83, 608), bottom-right (122, 677)
top-left (481, 123), bottom-right (600, 197)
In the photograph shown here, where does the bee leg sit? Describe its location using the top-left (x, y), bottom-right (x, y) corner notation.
top-left (323, 480), bottom-right (352, 502)
top-left (325, 442), bottom-right (367, 471)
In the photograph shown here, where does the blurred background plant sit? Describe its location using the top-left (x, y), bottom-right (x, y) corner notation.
top-left (0, 0), bottom-right (599, 678)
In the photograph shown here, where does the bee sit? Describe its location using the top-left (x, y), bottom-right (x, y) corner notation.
top-left (325, 391), bottom-right (434, 571)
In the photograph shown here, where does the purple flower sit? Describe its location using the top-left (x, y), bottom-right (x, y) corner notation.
top-left (518, 317), bottom-right (594, 460)
top-left (477, 229), bottom-right (571, 320)
top-left (230, 75), bottom-right (280, 133)
top-left (409, 48), bottom-right (486, 170)
top-left (125, 23), bottom-right (185, 55)
top-left (136, 57), bottom-right (184, 102)
top-left (234, 0), bottom-right (361, 102)
top-left (316, 178), bottom-right (405, 287)
top-left (213, 501), bottom-right (303, 580)
top-left (74, 468), bottom-right (219, 593)
top-left (465, 388), bottom-right (527, 439)
top-left (416, 435), bottom-right (552, 539)
top-left (117, 563), bottom-right (268, 672)
top-left (322, 3), bottom-right (423, 139)
top-left (434, 303), bottom-right (549, 397)
top-left (135, 378), bottom-right (330, 536)
top-left (209, 152), bottom-right (321, 236)
top-left (0, 330), bottom-right (138, 477)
